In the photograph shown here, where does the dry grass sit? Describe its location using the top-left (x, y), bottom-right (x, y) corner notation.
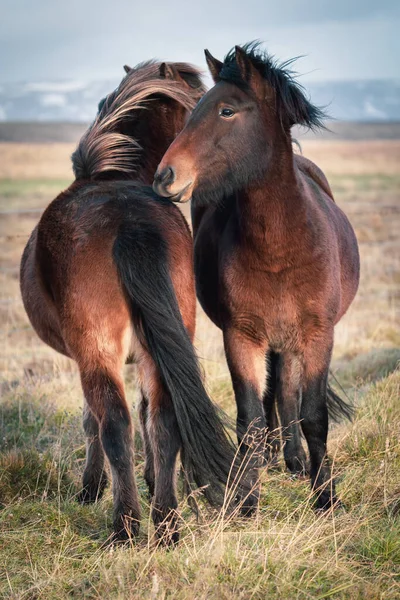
top-left (0, 139), bottom-right (399, 599)
top-left (0, 143), bottom-right (74, 180)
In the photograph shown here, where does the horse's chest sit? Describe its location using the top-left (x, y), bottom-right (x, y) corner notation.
top-left (223, 261), bottom-right (304, 350)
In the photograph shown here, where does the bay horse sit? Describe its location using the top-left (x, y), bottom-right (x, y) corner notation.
top-left (20, 60), bottom-right (243, 545)
top-left (154, 44), bottom-right (360, 511)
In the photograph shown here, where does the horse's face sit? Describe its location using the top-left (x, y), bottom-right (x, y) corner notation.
top-left (154, 80), bottom-right (272, 204)
top-left (153, 59), bottom-right (276, 204)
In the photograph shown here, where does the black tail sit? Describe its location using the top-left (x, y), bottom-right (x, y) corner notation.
top-left (267, 356), bottom-right (354, 424)
top-left (113, 216), bottom-right (241, 508)
top-left (326, 381), bottom-right (354, 422)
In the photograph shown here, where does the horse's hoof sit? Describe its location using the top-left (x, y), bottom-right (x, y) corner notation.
top-left (285, 455), bottom-right (309, 478)
top-left (314, 492), bottom-right (343, 512)
top-left (77, 474), bottom-right (108, 504)
top-left (152, 509), bottom-right (180, 548)
top-left (107, 518), bottom-right (140, 547)
top-left (154, 527), bottom-right (180, 548)
top-left (265, 452), bottom-right (280, 471)
top-left (238, 492), bottom-right (259, 517)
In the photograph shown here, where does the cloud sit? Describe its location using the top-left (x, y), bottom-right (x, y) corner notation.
top-left (24, 81), bottom-right (86, 93)
top-left (1, 0), bottom-right (399, 82)
top-left (40, 93), bottom-right (67, 107)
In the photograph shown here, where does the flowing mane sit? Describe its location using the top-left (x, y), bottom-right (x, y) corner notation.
top-left (72, 60), bottom-right (204, 180)
top-left (220, 42), bottom-right (326, 130)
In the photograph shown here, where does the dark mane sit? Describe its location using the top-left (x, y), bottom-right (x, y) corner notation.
top-left (72, 60), bottom-right (204, 180)
top-left (220, 42), bottom-right (326, 131)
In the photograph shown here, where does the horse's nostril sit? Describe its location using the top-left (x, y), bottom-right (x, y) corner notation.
top-left (157, 166), bottom-right (175, 186)
top-left (153, 166), bottom-right (176, 196)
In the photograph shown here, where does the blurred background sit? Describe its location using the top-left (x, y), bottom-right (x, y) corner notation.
top-left (0, 0), bottom-right (399, 130)
top-left (0, 3), bottom-right (399, 597)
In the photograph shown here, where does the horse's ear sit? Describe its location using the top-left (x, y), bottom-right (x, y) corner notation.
top-left (204, 49), bottom-right (223, 82)
top-left (123, 65), bottom-right (132, 74)
top-left (159, 62), bottom-right (176, 80)
top-left (234, 46), bottom-right (265, 100)
top-left (160, 62), bottom-right (203, 94)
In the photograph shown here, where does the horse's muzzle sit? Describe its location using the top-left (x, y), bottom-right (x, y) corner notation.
top-left (153, 166), bottom-right (176, 197)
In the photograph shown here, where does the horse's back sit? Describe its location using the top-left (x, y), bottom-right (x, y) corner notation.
top-left (296, 159), bottom-right (360, 321)
top-left (295, 154), bottom-right (334, 200)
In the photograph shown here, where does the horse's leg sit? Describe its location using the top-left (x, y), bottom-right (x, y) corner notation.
top-left (138, 353), bottom-right (181, 545)
top-left (277, 352), bottom-right (308, 475)
top-left (77, 400), bottom-right (108, 503)
top-left (301, 335), bottom-right (338, 509)
top-left (138, 393), bottom-right (155, 498)
top-left (262, 351), bottom-right (281, 466)
top-left (80, 367), bottom-right (141, 541)
top-left (223, 327), bottom-right (268, 514)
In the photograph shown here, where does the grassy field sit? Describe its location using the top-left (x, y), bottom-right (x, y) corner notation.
top-left (0, 140), bottom-right (399, 599)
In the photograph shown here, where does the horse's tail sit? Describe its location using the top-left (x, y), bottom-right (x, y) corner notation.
top-left (326, 381), bottom-right (354, 422)
top-left (112, 215), bottom-right (241, 508)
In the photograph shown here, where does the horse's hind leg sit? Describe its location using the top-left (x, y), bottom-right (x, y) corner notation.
top-left (80, 367), bottom-right (141, 541)
top-left (277, 352), bottom-right (307, 475)
top-left (139, 354), bottom-right (181, 546)
top-left (263, 351), bottom-right (281, 466)
top-left (77, 400), bottom-right (108, 503)
top-left (139, 393), bottom-right (155, 497)
top-left (301, 335), bottom-right (338, 509)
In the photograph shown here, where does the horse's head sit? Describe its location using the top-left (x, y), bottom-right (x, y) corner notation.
top-left (154, 43), bottom-right (325, 204)
top-left (73, 60), bottom-right (205, 182)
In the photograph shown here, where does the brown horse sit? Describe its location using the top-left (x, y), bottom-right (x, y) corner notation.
top-left (20, 60), bottom-right (243, 545)
top-left (154, 44), bottom-right (360, 511)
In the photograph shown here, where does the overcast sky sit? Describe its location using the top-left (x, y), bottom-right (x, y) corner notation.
top-left (1, 0), bottom-right (399, 84)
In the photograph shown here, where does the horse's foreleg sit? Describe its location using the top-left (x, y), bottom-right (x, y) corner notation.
top-left (223, 327), bottom-right (268, 515)
top-left (301, 334), bottom-right (338, 509)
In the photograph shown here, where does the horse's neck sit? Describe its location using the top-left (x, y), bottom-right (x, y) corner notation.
top-left (235, 143), bottom-right (306, 257)
top-left (134, 112), bottom-right (183, 185)
top-left (136, 156), bottom-right (160, 185)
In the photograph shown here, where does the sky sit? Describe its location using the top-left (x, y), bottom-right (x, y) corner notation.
top-left (1, 0), bottom-right (399, 84)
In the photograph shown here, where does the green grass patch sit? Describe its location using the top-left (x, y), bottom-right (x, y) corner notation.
top-left (0, 449), bottom-right (73, 507)
top-left (0, 178), bottom-right (72, 210)
top-left (0, 392), bottom-right (82, 454)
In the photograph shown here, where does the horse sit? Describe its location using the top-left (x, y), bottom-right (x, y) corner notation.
top-left (153, 43), bottom-right (360, 511)
top-left (20, 60), bottom-right (244, 545)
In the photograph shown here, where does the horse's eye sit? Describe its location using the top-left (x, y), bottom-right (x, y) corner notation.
top-left (219, 107), bottom-right (235, 118)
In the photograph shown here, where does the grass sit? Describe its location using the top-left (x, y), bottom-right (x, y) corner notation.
top-left (0, 139), bottom-right (399, 598)
top-left (0, 180), bottom-right (72, 211)
top-left (0, 374), bottom-right (399, 598)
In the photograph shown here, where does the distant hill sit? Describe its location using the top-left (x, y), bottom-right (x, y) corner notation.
top-left (1, 121), bottom-right (399, 144)
top-left (307, 80), bottom-right (400, 122)
top-left (0, 78), bottom-right (399, 123)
